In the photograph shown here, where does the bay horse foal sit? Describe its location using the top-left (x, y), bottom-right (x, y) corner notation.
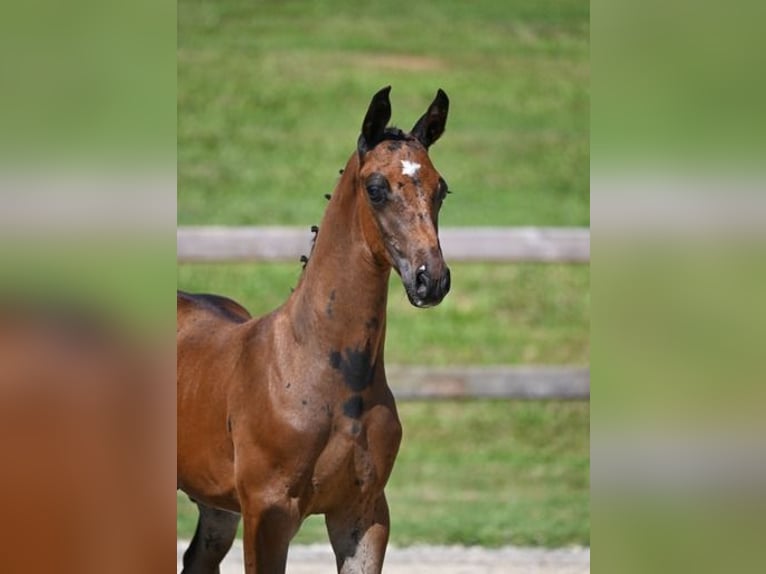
top-left (177, 86), bottom-right (451, 573)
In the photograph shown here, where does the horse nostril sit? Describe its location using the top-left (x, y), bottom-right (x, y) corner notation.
top-left (415, 266), bottom-right (431, 298)
top-left (441, 267), bottom-right (451, 295)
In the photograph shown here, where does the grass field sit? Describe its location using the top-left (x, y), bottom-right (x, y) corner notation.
top-left (178, 0), bottom-right (589, 228)
top-left (178, 0), bottom-right (589, 548)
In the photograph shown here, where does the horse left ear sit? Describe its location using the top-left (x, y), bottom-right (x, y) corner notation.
top-left (411, 89), bottom-right (449, 149)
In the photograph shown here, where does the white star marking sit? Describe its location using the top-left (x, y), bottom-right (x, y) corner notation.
top-left (400, 160), bottom-right (421, 177)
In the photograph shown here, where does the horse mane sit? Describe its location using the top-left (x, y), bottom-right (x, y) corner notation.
top-left (381, 127), bottom-right (408, 141)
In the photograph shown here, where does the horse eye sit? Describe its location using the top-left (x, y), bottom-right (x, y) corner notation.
top-left (366, 185), bottom-right (387, 204)
top-left (365, 174), bottom-right (389, 205)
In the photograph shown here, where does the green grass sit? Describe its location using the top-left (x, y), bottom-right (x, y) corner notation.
top-left (178, 400), bottom-right (590, 548)
top-left (178, 0), bottom-right (589, 227)
top-left (177, 262), bottom-right (590, 366)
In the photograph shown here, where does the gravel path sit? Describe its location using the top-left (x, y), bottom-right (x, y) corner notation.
top-left (177, 541), bottom-right (590, 573)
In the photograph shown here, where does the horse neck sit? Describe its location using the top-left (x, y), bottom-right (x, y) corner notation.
top-left (286, 153), bottom-right (391, 359)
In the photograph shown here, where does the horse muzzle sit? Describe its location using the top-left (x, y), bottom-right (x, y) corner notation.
top-left (405, 263), bottom-right (451, 308)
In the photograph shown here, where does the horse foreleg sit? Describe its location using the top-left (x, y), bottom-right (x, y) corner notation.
top-left (181, 501), bottom-right (240, 574)
top-left (240, 501), bottom-right (298, 574)
top-left (325, 493), bottom-right (390, 574)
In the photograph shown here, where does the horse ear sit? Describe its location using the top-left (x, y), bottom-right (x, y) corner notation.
top-left (358, 86), bottom-right (392, 156)
top-left (411, 89), bottom-right (449, 149)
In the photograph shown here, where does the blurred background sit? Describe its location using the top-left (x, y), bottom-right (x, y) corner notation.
top-left (177, 0), bottom-right (590, 549)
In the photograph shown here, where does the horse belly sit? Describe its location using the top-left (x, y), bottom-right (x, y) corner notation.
top-left (177, 420), bottom-right (239, 512)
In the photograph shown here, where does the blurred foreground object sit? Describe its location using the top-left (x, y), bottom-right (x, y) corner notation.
top-left (0, 299), bottom-right (174, 574)
top-left (0, 0), bottom-right (175, 568)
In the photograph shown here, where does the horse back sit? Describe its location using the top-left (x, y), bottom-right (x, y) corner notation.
top-left (177, 291), bottom-right (251, 325)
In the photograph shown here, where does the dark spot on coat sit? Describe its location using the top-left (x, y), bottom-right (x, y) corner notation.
top-left (285, 382), bottom-right (291, 389)
top-left (226, 416), bottom-right (232, 433)
top-left (365, 317), bottom-right (379, 331)
top-left (301, 399), bottom-right (308, 406)
top-left (343, 395), bottom-right (364, 419)
top-left (325, 289), bottom-right (336, 318)
top-left (328, 341), bottom-right (375, 391)
top-left (387, 140), bottom-right (403, 151)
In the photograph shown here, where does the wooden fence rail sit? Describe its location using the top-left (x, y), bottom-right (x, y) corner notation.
top-left (386, 365), bottom-right (589, 400)
top-left (177, 226), bottom-right (590, 263)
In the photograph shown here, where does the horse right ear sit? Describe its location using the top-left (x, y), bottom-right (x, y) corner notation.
top-left (358, 86), bottom-right (392, 156)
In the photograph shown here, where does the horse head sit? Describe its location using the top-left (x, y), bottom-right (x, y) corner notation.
top-left (355, 86), bottom-right (451, 308)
